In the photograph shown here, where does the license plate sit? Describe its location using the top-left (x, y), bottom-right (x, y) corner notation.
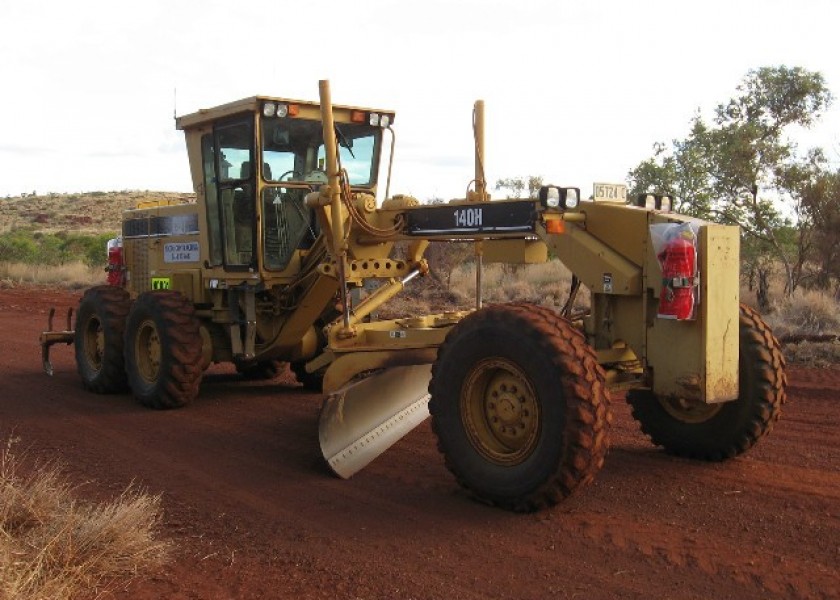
top-left (593, 183), bottom-right (627, 202)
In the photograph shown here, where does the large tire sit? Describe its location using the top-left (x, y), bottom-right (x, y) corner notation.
top-left (429, 303), bottom-right (611, 512)
top-left (124, 291), bottom-right (203, 409)
top-left (74, 285), bottom-right (131, 393)
top-left (628, 303), bottom-right (786, 460)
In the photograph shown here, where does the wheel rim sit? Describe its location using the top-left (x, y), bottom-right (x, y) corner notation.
top-left (134, 319), bottom-right (162, 384)
top-left (659, 395), bottom-right (722, 424)
top-left (461, 358), bottom-right (540, 466)
top-left (82, 315), bottom-right (105, 372)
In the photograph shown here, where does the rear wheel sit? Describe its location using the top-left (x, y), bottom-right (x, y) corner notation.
top-left (628, 304), bottom-right (786, 460)
top-left (74, 286), bottom-right (131, 393)
top-left (429, 303), bottom-right (611, 512)
top-left (124, 291), bottom-right (203, 409)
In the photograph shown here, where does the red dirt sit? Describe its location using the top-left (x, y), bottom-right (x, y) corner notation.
top-left (1, 285), bottom-right (838, 600)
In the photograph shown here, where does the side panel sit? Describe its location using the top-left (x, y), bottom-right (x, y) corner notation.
top-left (122, 203), bottom-right (202, 298)
top-left (701, 225), bottom-right (740, 403)
top-left (646, 222), bottom-right (739, 403)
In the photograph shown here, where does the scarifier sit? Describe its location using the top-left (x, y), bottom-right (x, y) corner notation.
top-left (40, 80), bottom-right (786, 512)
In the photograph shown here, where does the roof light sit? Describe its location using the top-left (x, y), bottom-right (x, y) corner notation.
top-left (262, 102), bottom-right (276, 117)
top-left (275, 103), bottom-right (288, 118)
top-left (288, 104), bottom-right (299, 117)
top-left (369, 113), bottom-right (380, 126)
top-left (658, 195), bottom-right (672, 212)
top-left (351, 110), bottom-right (366, 123)
top-left (380, 114), bottom-right (391, 128)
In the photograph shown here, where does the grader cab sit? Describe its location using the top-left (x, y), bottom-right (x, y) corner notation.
top-left (40, 81), bottom-right (785, 512)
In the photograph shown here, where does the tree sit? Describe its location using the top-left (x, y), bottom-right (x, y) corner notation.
top-left (779, 150), bottom-right (840, 295)
top-left (495, 176), bottom-right (544, 199)
top-left (628, 66), bottom-right (834, 305)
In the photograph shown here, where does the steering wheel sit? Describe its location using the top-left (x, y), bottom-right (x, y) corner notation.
top-left (277, 170), bottom-right (296, 182)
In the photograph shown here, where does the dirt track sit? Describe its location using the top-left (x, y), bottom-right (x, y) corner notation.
top-left (1, 286), bottom-right (838, 600)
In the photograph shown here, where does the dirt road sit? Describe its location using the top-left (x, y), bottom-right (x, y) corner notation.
top-left (1, 286), bottom-right (837, 599)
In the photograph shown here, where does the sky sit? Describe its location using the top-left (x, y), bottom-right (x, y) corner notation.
top-left (1, 0), bottom-right (839, 203)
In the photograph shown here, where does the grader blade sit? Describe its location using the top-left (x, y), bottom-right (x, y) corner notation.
top-left (319, 364), bottom-right (432, 478)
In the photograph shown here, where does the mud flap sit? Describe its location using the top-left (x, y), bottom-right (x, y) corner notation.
top-left (319, 364), bottom-right (432, 478)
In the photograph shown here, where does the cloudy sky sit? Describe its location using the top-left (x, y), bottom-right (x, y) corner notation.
top-left (2, 0), bottom-right (838, 202)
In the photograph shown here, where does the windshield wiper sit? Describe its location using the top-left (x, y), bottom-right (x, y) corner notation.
top-left (334, 125), bottom-right (355, 159)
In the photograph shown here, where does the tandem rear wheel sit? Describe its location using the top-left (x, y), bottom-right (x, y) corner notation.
top-left (123, 291), bottom-right (204, 409)
top-left (74, 285), bottom-right (132, 394)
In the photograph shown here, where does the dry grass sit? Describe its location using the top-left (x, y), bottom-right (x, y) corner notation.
top-left (761, 289), bottom-right (840, 366)
top-left (378, 259), bottom-right (589, 319)
top-left (450, 260), bottom-right (589, 310)
top-left (764, 289), bottom-right (840, 339)
top-left (0, 438), bottom-right (169, 600)
top-left (0, 261), bottom-right (104, 290)
top-left (782, 340), bottom-right (840, 368)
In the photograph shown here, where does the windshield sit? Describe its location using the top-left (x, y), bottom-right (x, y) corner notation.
top-left (261, 117), bottom-right (380, 187)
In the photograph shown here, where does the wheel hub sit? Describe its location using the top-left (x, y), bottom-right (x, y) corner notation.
top-left (462, 358), bottom-right (540, 466)
top-left (83, 316), bottom-right (104, 371)
top-left (136, 319), bottom-right (162, 384)
top-left (659, 395), bottom-right (722, 424)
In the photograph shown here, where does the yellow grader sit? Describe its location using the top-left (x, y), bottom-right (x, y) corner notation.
top-left (40, 80), bottom-right (785, 512)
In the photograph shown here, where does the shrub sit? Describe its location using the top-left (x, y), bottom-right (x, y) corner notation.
top-left (0, 438), bottom-right (169, 599)
top-left (764, 289), bottom-right (840, 339)
top-left (0, 231), bottom-right (116, 268)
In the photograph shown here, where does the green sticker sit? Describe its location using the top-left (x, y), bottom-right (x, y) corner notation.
top-left (151, 277), bottom-right (171, 290)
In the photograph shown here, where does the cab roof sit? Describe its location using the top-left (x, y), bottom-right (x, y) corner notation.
top-left (175, 95), bottom-right (396, 130)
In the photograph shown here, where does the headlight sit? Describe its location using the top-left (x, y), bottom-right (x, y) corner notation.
top-left (538, 185), bottom-right (581, 210)
top-left (565, 188), bottom-right (579, 209)
top-left (544, 186), bottom-right (561, 208)
top-left (636, 193), bottom-right (673, 211)
top-left (636, 194), bottom-right (657, 210)
top-left (262, 102), bottom-right (276, 117)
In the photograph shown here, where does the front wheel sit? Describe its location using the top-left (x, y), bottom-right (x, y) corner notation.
top-left (628, 304), bottom-right (786, 460)
top-left (124, 291), bottom-right (203, 409)
top-left (429, 303), bottom-right (611, 512)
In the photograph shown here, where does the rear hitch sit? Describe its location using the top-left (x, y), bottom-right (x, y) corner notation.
top-left (38, 307), bottom-right (75, 376)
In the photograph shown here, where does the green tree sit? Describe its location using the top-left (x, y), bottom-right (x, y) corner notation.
top-left (628, 66), bottom-right (833, 305)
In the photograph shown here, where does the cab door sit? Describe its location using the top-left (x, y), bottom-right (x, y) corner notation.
top-left (213, 118), bottom-right (256, 271)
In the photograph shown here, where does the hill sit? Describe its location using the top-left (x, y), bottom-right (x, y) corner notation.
top-left (0, 191), bottom-right (195, 235)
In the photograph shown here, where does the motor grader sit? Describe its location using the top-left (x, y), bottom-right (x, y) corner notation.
top-left (40, 80), bottom-right (785, 512)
